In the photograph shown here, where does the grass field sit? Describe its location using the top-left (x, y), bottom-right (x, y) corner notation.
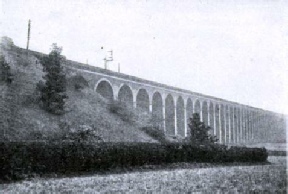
top-left (1, 156), bottom-right (286, 193)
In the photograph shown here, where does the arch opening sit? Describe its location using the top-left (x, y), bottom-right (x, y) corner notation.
top-left (225, 105), bottom-right (229, 143)
top-left (209, 102), bottom-right (215, 135)
top-left (233, 107), bottom-right (238, 143)
top-left (118, 84), bottom-right (133, 107)
top-left (229, 107), bottom-right (234, 143)
top-left (165, 94), bottom-right (175, 136)
top-left (237, 108), bottom-right (241, 143)
top-left (220, 104), bottom-right (225, 144)
top-left (136, 89), bottom-right (149, 112)
top-left (95, 80), bottom-right (114, 101)
top-left (176, 96), bottom-right (185, 137)
top-left (194, 100), bottom-right (201, 115)
top-left (186, 98), bottom-right (193, 120)
top-left (152, 92), bottom-right (163, 129)
top-left (202, 101), bottom-right (208, 126)
top-left (215, 104), bottom-right (220, 141)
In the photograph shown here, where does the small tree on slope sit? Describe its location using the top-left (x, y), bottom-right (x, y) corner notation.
top-left (40, 44), bottom-right (67, 115)
top-left (0, 55), bottom-right (13, 84)
top-left (189, 113), bottom-right (218, 145)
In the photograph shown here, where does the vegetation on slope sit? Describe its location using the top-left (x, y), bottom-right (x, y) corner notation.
top-left (0, 37), bottom-right (157, 142)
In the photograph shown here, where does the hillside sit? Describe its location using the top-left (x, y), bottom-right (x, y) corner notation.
top-left (0, 37), bottom-right (158, 142)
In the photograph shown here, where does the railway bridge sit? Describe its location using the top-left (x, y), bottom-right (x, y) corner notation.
top-left (64, 59), bottom-right (286, 144)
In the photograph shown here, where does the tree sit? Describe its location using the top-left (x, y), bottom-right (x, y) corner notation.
top-left (0, 55), bottom-right (13, 84)
top-left (188, 113), bottom-right (218, 145)
top-left (40, 44), bottom-right (67, 114)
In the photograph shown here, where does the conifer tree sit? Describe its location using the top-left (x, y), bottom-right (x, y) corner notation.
top-left (189, 113), bottom-right (218, 145)
top-left (40, 44), bottom-right (67, 114)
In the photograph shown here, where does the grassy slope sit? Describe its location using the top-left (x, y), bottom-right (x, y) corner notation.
top-left (0, 43), bottom-right (157, 142)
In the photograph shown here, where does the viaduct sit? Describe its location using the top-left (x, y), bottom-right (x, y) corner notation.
top-left (61, 58), bottom-right (286, 144)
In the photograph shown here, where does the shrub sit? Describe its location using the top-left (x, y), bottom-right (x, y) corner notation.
top-left (108, 101), bottom-right (136, 122)
top-left (72, 75), bottom-right (89, 90)
top-left (52, 121), bottom-right (103, 143)
top-left (0, 55), bottom-right (13, 84)
top-left (141, 126), bottom-right (167, 143)
top-left (189, 113), bottom-right (218, 145)
top-left (0, 142), bottom-right (268, 182)
top-left (1, 36), bottom-right (14, 49)
top-left (67, 125), bottom-right (103, 143)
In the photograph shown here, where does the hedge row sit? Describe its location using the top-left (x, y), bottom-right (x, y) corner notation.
top-left (0, 142), bottom-right (268, 181)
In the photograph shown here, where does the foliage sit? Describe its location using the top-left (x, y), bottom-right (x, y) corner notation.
top-left (63, 123), bottom-right (103, 143)
top-left (39, 44), bottom-right (67, 115)
top-left (0, 54), bottom-right (13, 84)
top-left (72, 75), bottom-right (89, 90)
top-left (189, 113), bottom-right (218, 145)
top-left (141, 126), bottom-right (167, 143)
top-left (1, 36), bottom-right (14, 49)
top-left (108, 100), bottom-right (136, 122)
top-left (49, 121), bottom-right (103, 143)
top-left (0, 142), bottom-right (268, 182)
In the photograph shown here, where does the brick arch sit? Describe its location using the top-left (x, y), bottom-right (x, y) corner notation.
top-left (165, 94), bottom-right (175, 135)
top-left (215, 104), bottom-right (220, 141)
top-left (236, 107), bottom-right (241, 143)
top-left (194, 99), bottom-right (201, 115)
top-left (136, 88), bottom-right (149, 112)
top-left (229, 106), bottom-right (234, 143)
top-left (152, 91), bottom-right (163, 129)
top-left (186, 98), bottom-right (193, 121)
top-left (176, 96), bottom-right (185, 136)
top-left (95, 78), bottom-right (114, 101)
top-left (233, 107), bottom-right (238, 143)
top-left (209, 101), bottom-right (215, 134)
top-left (220, 104), bottom-right (225, 144)
top-left (202, 101), bottom-right (208, 126)
top-left (225, 104), bottom-right (230, 144)
top-left (118, 84), bottom-right (133, 107)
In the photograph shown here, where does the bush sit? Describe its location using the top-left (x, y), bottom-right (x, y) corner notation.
top-left (0, 55), bottom-right (13, 84)
top-left (0, 142), bottom-right (268, 182)
top-left (108, 101), bottom-right (136, 122)
top-left (189, 113), bottom-right (218, 145)
top-left (72, 75), bottom-right (89, 90)
top-left (50, 121), bottom-right (103, 143)
top-left (141, 126), bottom-right (167, 143)
top-left (1, 36), bottom-right (14, 49)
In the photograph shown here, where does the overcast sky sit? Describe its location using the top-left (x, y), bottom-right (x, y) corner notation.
top-left (1, 0), bottom-right (287, 114)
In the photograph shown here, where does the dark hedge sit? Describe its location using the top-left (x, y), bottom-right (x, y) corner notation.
top-left (0, 142), bottom-right (268, 181)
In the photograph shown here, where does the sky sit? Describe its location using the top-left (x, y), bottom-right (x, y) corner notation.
top-left (1, 0), bottom-right (288, 114)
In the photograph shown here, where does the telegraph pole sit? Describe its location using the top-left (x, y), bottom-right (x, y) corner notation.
top-left (26, 20), bottom-right (31, 50)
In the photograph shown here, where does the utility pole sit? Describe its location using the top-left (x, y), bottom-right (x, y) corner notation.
top-left (118, 63), bottom-right (120, 73)
top-left (26, 20), bottom-right (31, 50)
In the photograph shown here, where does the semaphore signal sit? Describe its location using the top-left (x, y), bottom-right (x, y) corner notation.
top-left (104, 50), bottom-right (113, 70)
